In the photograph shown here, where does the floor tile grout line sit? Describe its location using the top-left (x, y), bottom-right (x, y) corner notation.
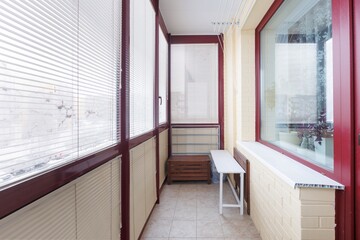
top-left (150, 183), bottom-right (260, 240)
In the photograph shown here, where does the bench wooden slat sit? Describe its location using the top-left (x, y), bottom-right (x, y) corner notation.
top-left (167, 155), bottom-right (211, 184)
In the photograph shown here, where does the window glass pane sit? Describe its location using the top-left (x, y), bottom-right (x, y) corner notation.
top-left (0, 0), bottom-right (120, 188)
top-left (130, 0), bottom-right (155, 138)
top-left (159, 29), bottom-right (168, 124)
top-left (171, 44), bottom-right (218, 124)
top-left (260, 0), bottom-right (333, 171)
top-left (78, 0), bottom-right (120, 154)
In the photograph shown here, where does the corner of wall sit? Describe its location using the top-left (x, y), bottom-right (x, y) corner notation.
top-left (225, 0), bottom-right (275, 144)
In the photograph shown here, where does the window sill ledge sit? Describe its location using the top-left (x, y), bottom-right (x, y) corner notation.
top-left (236, 141), bottom-right (344, 190)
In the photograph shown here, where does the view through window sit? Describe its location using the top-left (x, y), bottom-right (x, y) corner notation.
top-left (260, 0), bottom-right (334, 171)
top-left (0, 0), bottom-right (121, 188)
top-left (171, 44), bottom-right (218, 124)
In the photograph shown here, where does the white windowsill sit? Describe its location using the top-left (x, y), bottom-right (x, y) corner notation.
top-left (237, 141), bottom-right (344, 190)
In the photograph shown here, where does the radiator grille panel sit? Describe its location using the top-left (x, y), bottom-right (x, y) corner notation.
top-left (0, 185), bottom-right (76, 240)
top-left (159, 129), bottom-right (169, 187)
top-left (0, 157), bottom-right (121, 240)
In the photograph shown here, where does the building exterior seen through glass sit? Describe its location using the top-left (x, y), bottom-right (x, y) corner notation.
top-left (260, 0), bottom-right (334, 171)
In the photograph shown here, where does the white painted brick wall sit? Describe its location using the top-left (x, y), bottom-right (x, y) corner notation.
top-left (247, 153), bottom-right (335, 240)
top-left (224, 1), bottom-right (337, 237)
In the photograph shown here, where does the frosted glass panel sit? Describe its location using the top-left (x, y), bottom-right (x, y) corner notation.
top-left (130, 0), bottom-right (155, 138)
top-left (158, 30), bottom-right (168, 124)
top-left (171, 44), bottom-right (218, 123)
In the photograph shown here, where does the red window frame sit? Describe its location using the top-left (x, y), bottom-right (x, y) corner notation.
top-left (255, 1), bottom-right (355, 239)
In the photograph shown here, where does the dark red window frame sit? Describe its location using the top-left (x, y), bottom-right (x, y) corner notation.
top-left (169, 35), bottom-right (225, 149)
top-left (354, 0), bottom-right (360, 238)
top-left (255, 0), bottom-right (355, 239)
top-left (158, 11), bottom-right (170, 130)
top-left (123, 1), bottom-right (170, 238)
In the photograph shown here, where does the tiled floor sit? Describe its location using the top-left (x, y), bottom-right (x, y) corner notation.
top-left (141, 182), bottom-right (261, 240)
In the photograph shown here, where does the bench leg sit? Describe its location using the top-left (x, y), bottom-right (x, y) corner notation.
top-left (219, 173), bottom-right (223, 214)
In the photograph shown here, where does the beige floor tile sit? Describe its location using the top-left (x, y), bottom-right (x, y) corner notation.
top-left (197, 183), bottom-right (219, 190)
top-left (197, 191), bottom-right (218, 199)
top-left (180, 184), bottom-right (199, 192)
top-left (221, 222), bottom-right (244, 238)
top-left (161, 189), bottom-right (181, 199)
top-left (197, 196), bottom-right (218, 208)
top-left (222, 193), bottom-right (238, 204)
top-left (162, 184), bottom-right (181, 191)
top-left (142, 219), bottom-right (172, 238)
top-left (220, 215), bottom-right (252, 227)
top-left (169, 238), bottom-right (196, 240)
top-left (239, 224), bottom-right (261, 239)
top-left (174, 206), bottom-right (197, 220)
top-left (197, 207), bottom-right (221, 222)
top-left (197, 221), bottom-right (224, 238)
top-left (197, 238), bottom-right (225, 240)
top-left (220, 208), bottom-right (244, 219)
top-left (177, 196), bottom-right (197, 208)
top-left (151, 204), bottom-right (176, 220)
top-left (223, 238), bottom-right (254, 240)
top-left (158, 195), bottom-right (178, 207)
top-left (169, 220), bottom-right (197, 238)
top-left (141, 238), bottom-right (168, 240)
top-left (178, 191), bottom-right (197, 198)
top-left (145, 183), bottom-right (261, 240)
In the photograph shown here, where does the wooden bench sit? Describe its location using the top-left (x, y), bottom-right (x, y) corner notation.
top-left (167, 155), bottom-right (211, 184)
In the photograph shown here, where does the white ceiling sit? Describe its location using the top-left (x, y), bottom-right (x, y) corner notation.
top-left (159, 0), bottom-right (242, 35)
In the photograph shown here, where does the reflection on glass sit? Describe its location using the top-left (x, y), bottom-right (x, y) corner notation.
top-left (260, 0), bottom-right (334, 171)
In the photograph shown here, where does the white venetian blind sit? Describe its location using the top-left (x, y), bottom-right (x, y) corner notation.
top-left (158, 29), bottom-right (168, 124)
top-left (171, 44), bottom-right (219, 123)
top-left (130, 0), bottom-right (155, 138)
top-left (0, 0), bottom-right (121, 189)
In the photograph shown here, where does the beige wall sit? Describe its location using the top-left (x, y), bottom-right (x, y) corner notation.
top-left (0, 157), bottom-right (121, 240)
top-left (225, 0), bottom-right (337, 239)
top-left (224, 0), bottom-right (274, 146)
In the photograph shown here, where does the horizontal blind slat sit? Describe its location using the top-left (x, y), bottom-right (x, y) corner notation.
top-left (0, 0), bottom-right (121, 188)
